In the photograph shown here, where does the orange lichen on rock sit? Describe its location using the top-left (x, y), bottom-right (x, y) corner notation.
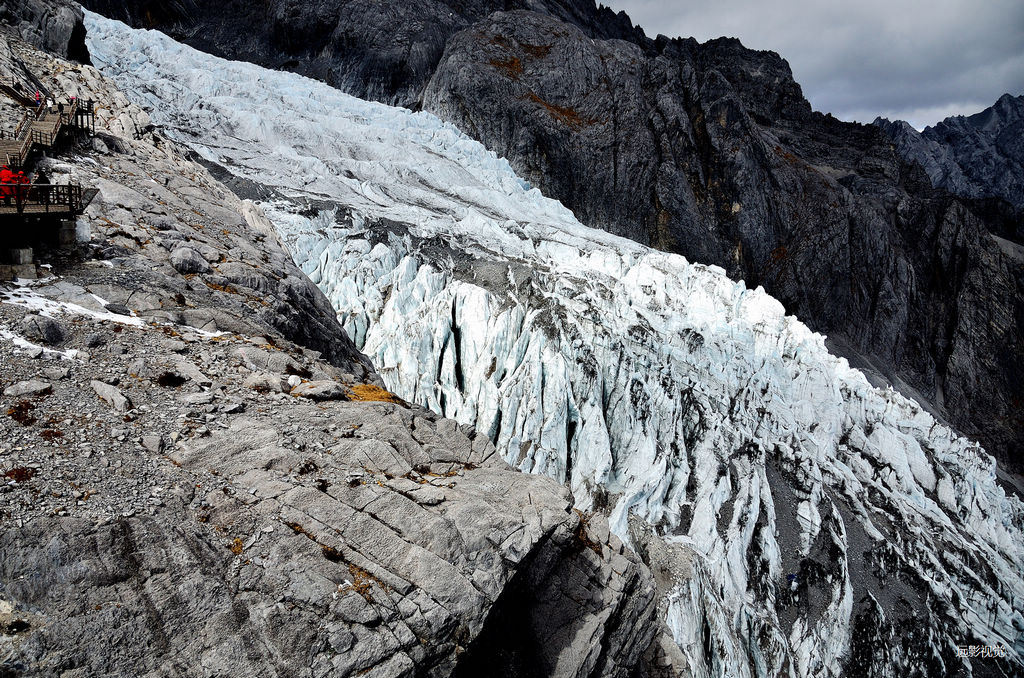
top-left (488, 56), bottom-right (523, 79)
top-left (347, 384), bottom-right (408, 406)
top-left (347, 563), bottom-right (386, 602)
top-left (526, 92), bottom-right (595, 130)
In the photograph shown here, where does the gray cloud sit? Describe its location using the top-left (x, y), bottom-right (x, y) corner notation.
top-left (606, 0), bottom-right (1024, 129)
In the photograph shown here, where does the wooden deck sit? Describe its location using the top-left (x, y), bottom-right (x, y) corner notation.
top-left (0, 201), bottom-right (75, 216)
top-left (0, 184), bottom-right (96, 218)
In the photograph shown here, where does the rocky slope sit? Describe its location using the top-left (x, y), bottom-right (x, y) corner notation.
top-left (76, 0), bottom-right (1024, 476)
top-left (0, 23), bottom-right (663, 678)
top-left (83, 14), bottom-right (1024, 677)
top-left (875, 93), bottom-right (1024, 214)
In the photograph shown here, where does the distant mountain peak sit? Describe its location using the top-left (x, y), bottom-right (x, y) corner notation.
top-left (877, 93), bottom-right (1024, 210)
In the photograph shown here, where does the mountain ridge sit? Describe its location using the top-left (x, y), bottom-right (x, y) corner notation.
top-left (875, 92), bottom-right (1024, 215)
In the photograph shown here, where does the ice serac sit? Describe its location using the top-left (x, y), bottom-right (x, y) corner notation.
top-left (81, 0), bottom-right (1024, 473)
top-left (418, 12), bottom-right (1024, 473)
top-left (86, 13), bottom-right (1024, 678)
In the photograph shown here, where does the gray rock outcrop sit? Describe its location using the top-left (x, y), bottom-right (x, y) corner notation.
top-left (169, 245), bottom-right (211, 274)
top-left (0, 0), bottom-right (88, 61)
top-left (1, 396), bottom-right (657, 677)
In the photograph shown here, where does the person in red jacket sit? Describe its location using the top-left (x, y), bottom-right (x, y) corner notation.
top-left (0, 165), bottom-right (12, 205)
top-left (15, 171), bottom-right (29, 204)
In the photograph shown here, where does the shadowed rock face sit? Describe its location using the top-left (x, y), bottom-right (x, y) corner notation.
top-left (876, 93), bottom-right (1024, 213)
top-left (0, 0), bottom-right (89, 61)
top-left (78, 0), bottom-right (1024, 470)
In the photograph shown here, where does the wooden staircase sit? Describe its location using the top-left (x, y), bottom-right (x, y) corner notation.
top-left (0, 99), bottom-right (93, 167)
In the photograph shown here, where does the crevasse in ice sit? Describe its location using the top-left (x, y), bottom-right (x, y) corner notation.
top-left (85, 12), bottom-right (1024, 677)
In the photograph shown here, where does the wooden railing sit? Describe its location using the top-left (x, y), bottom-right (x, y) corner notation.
top-left (1, 99), bottom-right (87, 167)
top-left (0, 183), bottom-right (84, 214)
top-left (30, 118), bottom-right (60, 147)
top-left (2, 134), bottom-right (32, 167)
top-left (0, 79), bottom-right (35, 107)
top-left (13, 111), bottom-right (30, 139)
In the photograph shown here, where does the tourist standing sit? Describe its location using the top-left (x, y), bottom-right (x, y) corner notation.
top-left (0, 165), bottom-right (12, 205)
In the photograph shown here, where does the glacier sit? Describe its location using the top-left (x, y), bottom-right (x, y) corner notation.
top-left (84, 12), bottom-right (1024, 677)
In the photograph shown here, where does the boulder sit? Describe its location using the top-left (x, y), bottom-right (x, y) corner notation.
top-left (169, 246), bottom-right (210, 274)
top-left (241, 372), bottom-right (285, 393)
top-left (290, 380), bottom-right (347, 401)
top-left (3, 379), bottom-right (52, 397)
top-left (90, 380), bottom-right (132, 412)
top-left (19, 314), bottom-right (67, 346)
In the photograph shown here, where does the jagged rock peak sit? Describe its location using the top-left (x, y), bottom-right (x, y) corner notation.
top-left (876, 92), bottom-right (1024, 210)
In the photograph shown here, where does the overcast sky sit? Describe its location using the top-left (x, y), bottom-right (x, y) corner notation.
top-left (606, 0), bottom-right (1024, 129)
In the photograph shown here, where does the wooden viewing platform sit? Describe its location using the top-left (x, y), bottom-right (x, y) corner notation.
top-left (0, 183), bottom-right (97, 218)
top-left (0, 80), bottom-right (100, 279)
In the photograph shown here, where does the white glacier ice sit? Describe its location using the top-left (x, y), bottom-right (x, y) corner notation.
top-left (85, 12), bottom-right (1024, 677)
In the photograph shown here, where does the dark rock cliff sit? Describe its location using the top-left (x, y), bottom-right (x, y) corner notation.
top-left (875, 93), bottom-right (1024, 211)
top-left (0, 0), bottom-right (89, 61)
top-left (80, 0), bottom-right (1024, 471)
top-left (78, 0), bottom-right (642, 107)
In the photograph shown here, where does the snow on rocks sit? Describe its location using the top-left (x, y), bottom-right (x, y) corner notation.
top-left (85, 12), bottom-right (1024, 677)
